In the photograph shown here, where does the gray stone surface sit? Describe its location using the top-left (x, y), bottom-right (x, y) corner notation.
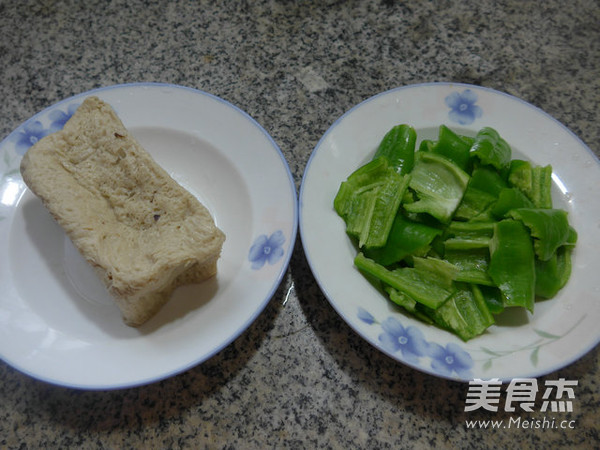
top-left (1, 0), bottom-right (598, 448)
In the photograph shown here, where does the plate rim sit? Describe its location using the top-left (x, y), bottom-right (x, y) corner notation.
top-left (299, 81), bottom-right (600, 382)
top-left (0, 82), bottom-right (298, 389)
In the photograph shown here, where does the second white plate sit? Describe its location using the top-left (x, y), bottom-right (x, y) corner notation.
top-left (300, 82), bottom-right (600, 381)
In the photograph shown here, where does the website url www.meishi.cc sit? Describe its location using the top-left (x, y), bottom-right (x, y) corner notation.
top-left (465, 417), bottom-right (576, 430)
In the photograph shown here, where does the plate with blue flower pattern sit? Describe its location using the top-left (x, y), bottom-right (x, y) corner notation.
top-left (300, 82), bottom-right (600, 382)
top-left (0, 83), bottom-right (297, 389)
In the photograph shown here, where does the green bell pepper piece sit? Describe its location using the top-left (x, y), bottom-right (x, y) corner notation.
top-left (334, 156), bottom-right (389, 218)
top-left (508, 160), bottom-right (553, 208)
top-left (535, 246), bottom-right (573, 298)
top-left (364, 213), bottom-right (442, 265)
top-left (354, 253), bottom-right (455, 309)
top-left (373, 124), bottom-right (417, 175)
top-left (455, 167), bottom-right (509, 221)
top-left (491, 187), bottom-right (534, 218)
top-left (404, 151), bottom-right (470, 223)
top-left (385, 285), bottom-right (417, 312)
top-left (385, 287), bottom-right (435, 324)
top-left (418, 139), bottom-right (435, 153)
top-left (343, 185), bottom-right (379, 242)
top-left (468, 167), bottom-right (508, 196)
top-left (488, 220), bottom-right (536, 312)
top-left (507, 159), bottom-right (531, 193)
top-left (454, 186), bottom-right (497, 221)
top-left (431, 125), bottom-right (472, 171)
top-left (412, 256), bottom-right (459, 286)
top-left (444, 248), bottom-right (494, 286)
top-left (334, 156), bottom-right (409, 249)
top-left (443, 221), bottom-right (495, 250)
top-left (530, 165), bottom-right (553, 209)
top-left (474, 284), bottom-right (505, 315)
top-left (427, 283), bottom-right (495, 341)
top-left (361, 171), bottom-right (409, 249)
top-left (566, 226), bottom-right (578, 246)
top-left (469, 127), bottom-right (512, 170)
top-left (508, 208), bottom-right (571, 261)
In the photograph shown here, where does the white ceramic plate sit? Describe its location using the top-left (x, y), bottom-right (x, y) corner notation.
top-left (300, 82), bottom-right (600, 382)
top-left (0, 83), bottom-right (297, 389)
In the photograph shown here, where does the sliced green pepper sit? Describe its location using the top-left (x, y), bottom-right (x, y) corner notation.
top-left (530, 165), bottom-right (553, 209)
top-left (404, 151), bottom-right (470, 223)
top-left (412, 256), bottom-right (459, 286)
top-left (508, 160), bottom-right (553, 208)
top-left (373, 124), bottom-right (417, 175)
top-left (508, 208), bottom-right (571, 261)
top-left (334, 156), bottom-right (409, 249)
top-left (354, 253), bottom-right (455, 309)
top-left (431, 125), bottom-right (472, 171)
top-left (361, 171), bottom-right (409, 249)
top-left (566, 226), bottom-right (578, 246)
top-left (507, 159), bottom-right (532, 194)
top-left (454, 167), bottom-right (509, 221)
top-left (468, 167), bottom-right (508, 196)
top-left (454, 185), bottom-right (497, 221)
top-left (335, 123), bottom-right (577, 342)
top-left (443, 221), bottom-right (495, 250)
top-left (491, 187), bottom-right (534, 218)
top-left (488, 219), bottom-right (536, 312)
top-left (385, 287), bottom-right (435, 324)
top-left (334, 156), bottom-right (389, 218)
top-left (473, 284), bottom-right (505, 315)
top-left (385, 285), bottom-right (417, 312)
top-left (469, 127), bottom-right (512, 170)
top-left (418, 139), bottom-right (435, 153)
top-left (445, 248), bottom-right (494, 286)
top-left (343, 184), bottom-right (380, 242)
top-left (427, 283), bottom-right (495, 341)
top-left (535, 246), bottom-right (573, 298)
top-left (364, 213), bottom-right (442, 265)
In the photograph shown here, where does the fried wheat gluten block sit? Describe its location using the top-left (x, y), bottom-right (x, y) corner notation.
top-left (20, 96), bottom-right (226, 327)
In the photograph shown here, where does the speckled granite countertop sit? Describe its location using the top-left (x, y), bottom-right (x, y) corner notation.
top-left (1, 1), bottom-right (599, 448)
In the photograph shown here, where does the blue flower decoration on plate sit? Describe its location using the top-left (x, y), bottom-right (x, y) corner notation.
top-left (14, 103), bottom-right (79, 155)
top-left (445, 89), bottom-right (483, 125)
top-left (428, 342), bottom-right (473, 379)
top-left (47, 103), bottom-right (79, 133)
top-left (357, 308), bottom-right (376, 325)
top-left (248, 230), bottom-right (286, 270)
top-left (15, 121), bottom-right (49, 156)
top-left (357, 306), bottom-right (474, 379)
top-left (379, 316), bottom-right (429, 364)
